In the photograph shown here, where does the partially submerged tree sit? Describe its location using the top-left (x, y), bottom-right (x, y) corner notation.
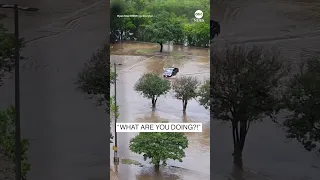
top-left (198, 80), bottom-right (210, 109)
top-left (134, 73), bottom-right (171, 108)
top-left (75, 45), bottom-right (116, 142)
top-left (211, 45), bottom-right (288, 169)
top-left (172, 76), bottom-right (199, 112)
top-left (129, 132), bottom-right (188, 170)
top-left (283, 57), bottom-right (320, 153)
top-left (144, 11), bottom-right (183, 52)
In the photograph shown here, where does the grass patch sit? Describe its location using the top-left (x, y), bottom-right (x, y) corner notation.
top-left (121, 158), bottom-right (142, 166)
top-left (170, 52), bottom-right (185, 57)
top-left (136, 49), bottom-right (157, 54)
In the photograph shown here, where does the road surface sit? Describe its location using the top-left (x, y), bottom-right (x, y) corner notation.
top-left (0, 0), bottom-right (111, 179)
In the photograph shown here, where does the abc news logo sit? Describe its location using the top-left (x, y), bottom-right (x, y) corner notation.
top-left (194, 10), bottom-right (204, 22)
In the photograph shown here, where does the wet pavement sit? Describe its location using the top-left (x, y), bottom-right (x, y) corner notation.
top-left (212, 0), bottom-right (320, 180)
top-left (0, 0), bottom-right (110, 179)
top-left (110, 42), bottom-right (210, 180)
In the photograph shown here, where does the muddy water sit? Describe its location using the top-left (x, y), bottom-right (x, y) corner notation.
top-left (110, 42), bottom-right (210, 180)
top-left (212, 0), bottom-right (320, 180)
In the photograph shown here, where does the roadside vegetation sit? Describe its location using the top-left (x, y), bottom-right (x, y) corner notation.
top-left (0, 18), bottom-right (30, 179)
top-left (75, 45), bottom-right (116, 142)
top-left (283, 57), bottom-right (320, 153)
top-left (110, 0), bottom-right (210, 51)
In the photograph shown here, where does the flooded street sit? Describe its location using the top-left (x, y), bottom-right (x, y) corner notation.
top-left (110, 42), bottom-right (210, 180)
top-left (1, 0), bottom-right (110, 179)
top-left (212, 0), bottom-right (320, 180)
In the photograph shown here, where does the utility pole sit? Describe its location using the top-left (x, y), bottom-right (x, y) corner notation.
top-left (14, 4), bottom-right (22, 180)
top-left (0, 4), bottom-right (38, 180)
top-left (113, 63), bottom-right (119, 168)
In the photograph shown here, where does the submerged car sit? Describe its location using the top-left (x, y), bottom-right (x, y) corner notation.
top-left (163, 67), bottom-right (179, 77)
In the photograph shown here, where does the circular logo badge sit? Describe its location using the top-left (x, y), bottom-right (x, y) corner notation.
top-left (194, 10), bottom-right (203, 19)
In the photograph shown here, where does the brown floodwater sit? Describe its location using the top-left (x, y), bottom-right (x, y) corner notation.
top-left (110, 42), bottom-right (210, 180)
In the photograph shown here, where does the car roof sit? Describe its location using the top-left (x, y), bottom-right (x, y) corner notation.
top-left (166, 67), bottom-right (176, 70)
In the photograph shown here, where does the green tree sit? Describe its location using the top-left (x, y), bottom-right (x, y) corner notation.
top-left (172, 76), bottom-right (199, 112)
top-left (0, 106), bottom-right (31, 179)
top-left (76, 46), bottom-right (110, 105)
top-left (170, 16), bottom-right (186, 45)
top-left (144, 11), bottom-right (183, 52)
top-left (212, 46), bottom-right (288, 169)
top-left (134, 73), bottom-right (171, 108)
top-left (129, 132), bottom-right (188, 170)
top-left (0, 19), bottom-right (29, 179)
top-left (0, 23), bottom-right (15, 85)
top-left (110, 0), bottom-right (210, 47)
top-left (110, 0), bottom-right (126, 42)
top-left (76, 45), bottom-right (116, 142)
top-left (198, 80), bottom-right (210, 109)
top-left (109, 67), bottom-right (118, 143)
top-left (184, 22), bottom-right (210, 47)
top-left (283, 57), bottom-right (320, 153)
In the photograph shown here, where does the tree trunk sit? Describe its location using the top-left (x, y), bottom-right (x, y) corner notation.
top-left (152, 96), bottom-right (157, 109)
top-left (182, 100), bottom-right (188, 112)
top-left (155, 160), bottom-right (160, 171)
top-left (232, 120), bottom-right (249, 171)
top-left (233, 143), bottom-right (243, 170)
top-left (159, 42), bottom-right (163, 52)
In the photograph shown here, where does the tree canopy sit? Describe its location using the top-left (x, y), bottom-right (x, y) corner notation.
top-left (172, 76), bottom-right (199, 112)
top-left (283, 57), bottom-right (320, 153)
top-left (0, 106), bottom-right (30, 179)
top-left (144, 11), bottom-right (183, 52)
top-left (198, 80), bottom-right (210, 109)
top-left (129, 132), bottom-right (188, 169)
top-left (0, 19), bottom-right (29, 179)
top-left (134, 73), bottom-right (171, 108)
top-left (211, 45), bottom-right (288, 169)
top-left (110, 0), bottom-right (210, 47)
top-left (75, 45), bottom-right (116, 142)
top-left (0, 23), bottom-right (15, 85)
top-left (76, 46), bottom-right (111, 106)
